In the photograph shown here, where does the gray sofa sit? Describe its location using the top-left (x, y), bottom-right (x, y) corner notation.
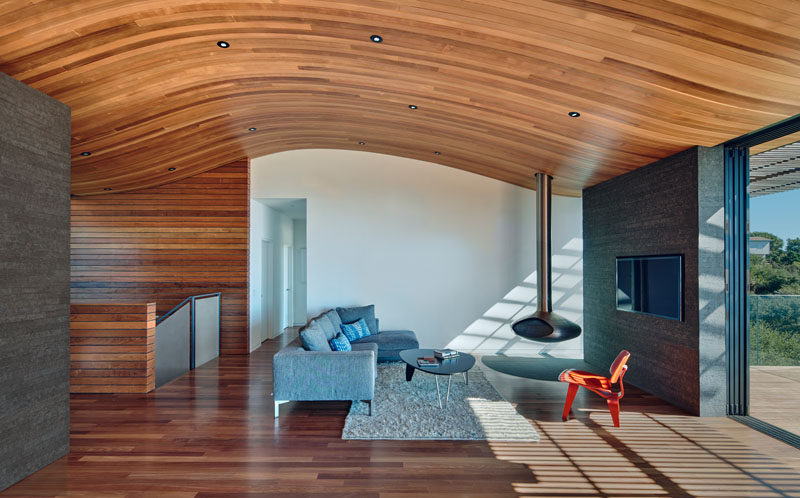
top-left (272, 307), bottom-right (418, 418)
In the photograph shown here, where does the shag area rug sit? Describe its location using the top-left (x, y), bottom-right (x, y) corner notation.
top-left (342, 362), bottom-right (540, 441)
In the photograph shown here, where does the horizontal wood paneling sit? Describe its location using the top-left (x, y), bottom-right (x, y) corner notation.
top-left (1, 1), bottom-right (799, 196)
top-left (70, 160), bottom-right (250, 355)
top-left (70, 303), bottom-right (156, 394)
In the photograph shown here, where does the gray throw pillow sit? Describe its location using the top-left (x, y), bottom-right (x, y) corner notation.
top-left (316, 313), bottom-right (337, 341)
top-left (325, 309), bottom-right (343, 332)
top-left (336, 305), bottom-right (378, 336)
top-left (299, 320), bottom-right (331, 351)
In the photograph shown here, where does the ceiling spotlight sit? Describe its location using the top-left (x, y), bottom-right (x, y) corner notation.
top-left (168, 167), bottom-right (176, 171)
top-left (217, 41), bottom-right (230, 48)
top-left (408, 104), bottom-right (418, 110)
top-left (568, 111), bottom-right (581, 117)
top-left (80, 151), bottom-right (92, 156)
top-left (434, 151), bottom-right (441, 155)
top-left (370, 34), bottom-right (383, 43)
top-left (103, 188), bottom-right (112, 191)
top-left (248, 127), bottom-right (257, 131)
top-left (359, 141), bottom-right (366, 145)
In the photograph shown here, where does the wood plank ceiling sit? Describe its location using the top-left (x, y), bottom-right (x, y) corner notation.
top-left (1, 0), bottom-right (799, 197)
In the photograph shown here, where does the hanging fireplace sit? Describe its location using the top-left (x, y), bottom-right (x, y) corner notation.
top-left (511, 173), bottom-right (582, 342)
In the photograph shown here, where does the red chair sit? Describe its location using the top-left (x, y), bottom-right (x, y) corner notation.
top-left (558, 350), bottom-right (631, 427)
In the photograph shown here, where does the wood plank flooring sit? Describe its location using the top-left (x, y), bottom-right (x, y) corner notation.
top-left (750, 366), bottom-right (800, 438)
top-left (3, 333), bottom-right (800, 497)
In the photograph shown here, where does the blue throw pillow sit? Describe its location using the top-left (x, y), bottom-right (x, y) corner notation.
top-left (340, 318), bottom-right (371, 342)
top-left (329, 332), bottom-right (352, 352)
top-left (336, 305), bottom-right (378, 335)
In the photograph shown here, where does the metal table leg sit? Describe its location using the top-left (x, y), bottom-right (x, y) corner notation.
top-left (435, 376), bottom-right (442, 409)
top-left (446, 375), bottom-right (451, 404)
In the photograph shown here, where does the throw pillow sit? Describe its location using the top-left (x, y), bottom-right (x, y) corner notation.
top-left (299, 320), bottom-right (332, 351)
top-left (316, 313), bottom-right (337, 340)
top-left (340, 318), bottom-right (371, 342)
top-left (325, 309), bottom-right (343, 332)
top-left (336, 304), bottom-right (378, 335)
top-left (329, 332), bottom-right (352, 352)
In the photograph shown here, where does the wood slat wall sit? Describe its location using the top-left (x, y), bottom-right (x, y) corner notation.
top-left (70, 160), bottom-right (250, 355)
top-left (70, 303), bottom-right (156, 394)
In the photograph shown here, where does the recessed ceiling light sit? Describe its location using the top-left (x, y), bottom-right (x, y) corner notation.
top-left (80, 152), bottom-right (92, 156)
top-left (408, 104), bottom-right (418, 110)
top-left (217, 41), bottom-right (230, 48)
top-left (103, 188), bottom-right (112, 191)
top-left (568, 111), bottom-right (581, 117)
top-left (434, 151), bottom-right (441, 155)
top-left (359, 141), bottom-right (366, 145)
top-left (248, 127), bottom-right (257, 131)
top-left (168, 167), bottom-right (176, 171)
top-left (370, 35), bottom-right (383, 43)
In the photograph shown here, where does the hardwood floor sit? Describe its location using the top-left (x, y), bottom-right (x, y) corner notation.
top-left (750, 366), bottom-right (800, 438)
top-left (4, 335), bottom-right (800, 497)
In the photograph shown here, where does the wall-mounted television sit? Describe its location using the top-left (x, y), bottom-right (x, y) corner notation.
top-left (616, 254), bottom-right (683, 321)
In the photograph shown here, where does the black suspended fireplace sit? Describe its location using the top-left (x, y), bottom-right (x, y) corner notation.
top-left (511, 173), bottom-right (582, 342)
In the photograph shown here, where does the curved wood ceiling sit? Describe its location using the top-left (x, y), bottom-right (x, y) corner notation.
top-left (1, 1), bottom-right (800, 196)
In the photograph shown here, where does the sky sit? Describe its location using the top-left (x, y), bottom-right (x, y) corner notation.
top-left (750, 188), bottom-right (800, 246)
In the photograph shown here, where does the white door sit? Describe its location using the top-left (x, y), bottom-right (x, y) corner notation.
top-left (261, 240), bottom-right (273, 342)
top-left (282, 245), bottom-right (293, 331)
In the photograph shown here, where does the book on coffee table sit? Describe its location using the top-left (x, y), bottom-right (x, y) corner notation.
top-left (434, 349), bottom-right (459, 359)
top-left (417, 356), bottom-right (439, 367)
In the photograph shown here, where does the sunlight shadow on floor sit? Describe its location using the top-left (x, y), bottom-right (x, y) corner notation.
top-left (486, 411), bottom-right (800, 497)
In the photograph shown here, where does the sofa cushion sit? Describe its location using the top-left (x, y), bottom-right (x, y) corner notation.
top-left (329, 332), bottom-right (352, 352)
top-left (351, 341), bottom-right (378, 355)
top-left (316, 313), bottom-right (338, 340)
top-left (336, 305), bottom-right (377, 335)
top-left (299, 320), bottom-right (332, 351)
top-left (340, 318), bottom-right (371, 342)
top-left (352, 329), bottom-right (419, 361)
top-left (325, 309), bottom-right (343, 332)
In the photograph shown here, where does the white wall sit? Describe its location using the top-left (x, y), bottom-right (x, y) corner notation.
top-left (293, 219), bottom-right (308, 325)
top-left (251, 149), bottom-right (583, 356)
top-left (249, 200), bottom-right (267, 352)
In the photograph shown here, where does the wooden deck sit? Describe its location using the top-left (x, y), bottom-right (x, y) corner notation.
top-left (3, 334), bottom-right (800, 497)
top-left (751, 366), bottom-right (800, 437)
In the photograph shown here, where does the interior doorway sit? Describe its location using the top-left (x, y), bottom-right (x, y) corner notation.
top-left (282, 244), bottom-right (294, 330)
top-left (250, 198), bottom-right (307, 345)
top-left (261, 240), bottom-right (273, 342)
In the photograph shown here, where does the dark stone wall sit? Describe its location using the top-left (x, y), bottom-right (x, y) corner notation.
top-left (0, 72), bottom-right (71, 490)
top-left (583, 146), bottom-right (725, 416)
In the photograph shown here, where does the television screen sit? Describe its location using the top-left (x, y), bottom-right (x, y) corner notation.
top-left (616, 255), bottom-right (683, 321)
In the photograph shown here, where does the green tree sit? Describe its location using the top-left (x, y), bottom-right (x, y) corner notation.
top-left (784, 238), bottom-right (800, 265)
top-left (750, 255), bottom-right (789, 294)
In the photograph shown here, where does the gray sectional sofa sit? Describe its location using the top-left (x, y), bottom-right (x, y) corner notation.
top-left (272, 306), bottom-right (418, 418)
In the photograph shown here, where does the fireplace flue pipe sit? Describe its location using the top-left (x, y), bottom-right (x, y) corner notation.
top-left (536, 172), bottom-right (552, 314)
top-left (510, 173), bottom-right (582, 342)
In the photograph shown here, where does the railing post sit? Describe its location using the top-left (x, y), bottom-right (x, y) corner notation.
top-left (189, 296), bottom-right (196, 370)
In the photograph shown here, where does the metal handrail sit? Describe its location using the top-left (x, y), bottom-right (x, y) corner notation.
top-left (155, 292), bottom-right (222, 370)
top-left (156, 292), bottom-right (221, 325)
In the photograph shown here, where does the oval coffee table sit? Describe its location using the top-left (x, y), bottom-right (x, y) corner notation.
top-left (399, 348), bottom-right (476, 408)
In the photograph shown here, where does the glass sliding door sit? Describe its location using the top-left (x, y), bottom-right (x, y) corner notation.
top-left (725, 115), bottom-right (800, 447)
top-left (747, 135), bottom-right (800, 437)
